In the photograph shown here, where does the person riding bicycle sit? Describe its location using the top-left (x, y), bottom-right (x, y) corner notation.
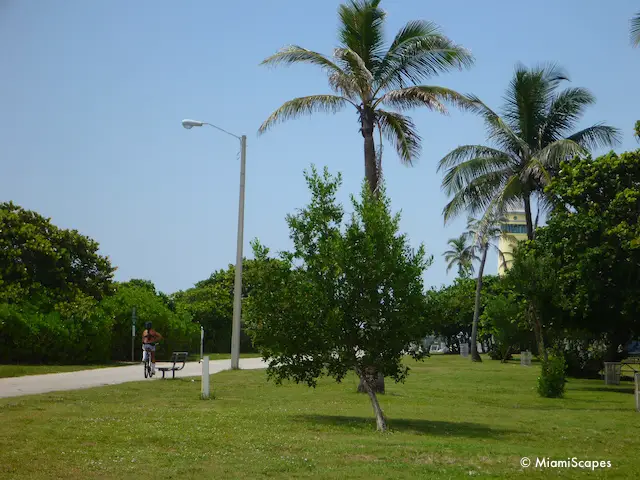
top-left (141, 321), bottom-right (163, 375)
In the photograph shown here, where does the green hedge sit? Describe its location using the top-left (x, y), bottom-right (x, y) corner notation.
top-left (0, 303), bottom-right (111, 364)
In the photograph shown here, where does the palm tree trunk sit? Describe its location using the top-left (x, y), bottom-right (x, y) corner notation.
top-left (361, 107), bottom-right (379, 193)
top-left (357, 106), bottom-right (385, 394)
top-left (471, 243), bottom-right (488, 362)
top-left (523, 194), bottom-right (534, 240)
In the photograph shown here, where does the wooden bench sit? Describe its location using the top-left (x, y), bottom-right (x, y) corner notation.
top-left (157, 352), bottom-right (188, 379)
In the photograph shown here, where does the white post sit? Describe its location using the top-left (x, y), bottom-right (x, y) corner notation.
top-left (201, 355), bottom-right (210, 399)
top-left (230, 135), bottom-right (246, 370)
top-left (200, 325), bottom-right (204, 363)
top-left (131, 307), bottom-right (136, 362)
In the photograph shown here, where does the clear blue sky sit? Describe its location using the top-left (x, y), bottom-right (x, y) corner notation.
top-left (2, 0), bottom-right (639, 294)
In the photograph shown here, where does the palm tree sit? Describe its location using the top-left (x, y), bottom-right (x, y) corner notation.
top-left (465, 212), bottom-right (512, 362)
top-left (259, 0), bottom-right (474, 193)
top-left (632, 12), bottom-right (640, 46)
top-left (438, 63), bottom-right (620, 240)
top-left (443, 234), bottom-right (476, 278)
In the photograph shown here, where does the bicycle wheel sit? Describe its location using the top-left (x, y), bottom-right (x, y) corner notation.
top-left (144, 359), bottom-right (148, 378)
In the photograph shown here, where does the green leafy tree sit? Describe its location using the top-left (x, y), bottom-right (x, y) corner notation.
top-left (100, 280), bottom-right (198, 361)
top-left (425, 278), bottom-right (476, 352)
top-left (172, 259), bottom-right (284, 353)
top-left (480, 288), bottom-right (530, 362)
top-left (632, 12), bottom-right (640, 47)
top-left (527, 150), bottom-right (640, 361)
top-left (438, 64), bottom-right (620, 240)
top-left (0, 202), bottom-right (115, 310)
top-left (258, 0), bottom-right (474, 192)
top-left (506, 242), bottom-right (563, 364)
top-left (465, 213), bottom-right (512, 362)
top-left (635, 120), bottom-right (640, 141)
top-left (244, 166), bottom-right (431, 431)
top-left (443, 234), bottom-right (476, 278)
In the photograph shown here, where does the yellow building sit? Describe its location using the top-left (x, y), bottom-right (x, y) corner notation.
top-left (497, 210), bottom-right (528, 275)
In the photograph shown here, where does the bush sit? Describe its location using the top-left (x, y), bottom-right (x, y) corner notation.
top-left (0, 302), bottom-right (112, 364)
top-left (100, 282), bottom-right (200, 362)
top-left (558, 335), bottom-right (607, 379)
top-left (480, 292), bottom-right (531, 362)
top-left (537, 356), bottom-right (567, 398)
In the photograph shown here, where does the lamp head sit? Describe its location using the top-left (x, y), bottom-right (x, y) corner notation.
top-left (182, 119), bottom-right (204, 129)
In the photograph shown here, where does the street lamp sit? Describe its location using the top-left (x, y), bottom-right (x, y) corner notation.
top-left (181, 118), bottom-right (247, 370)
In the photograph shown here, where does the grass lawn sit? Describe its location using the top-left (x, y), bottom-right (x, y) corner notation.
top-left (1, 356), bottom-right (638, 479)
top-left (0, 364), bottom-right (129, 379)
top-left (186, 352), bottom-right (263, 362)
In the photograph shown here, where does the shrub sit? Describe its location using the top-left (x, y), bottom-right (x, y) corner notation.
top-left (537, 356), bottom-right (567, 398)
top-left (0, 302), bottom-right (113, 364)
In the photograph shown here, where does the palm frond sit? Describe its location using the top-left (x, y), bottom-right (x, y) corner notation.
top-left (258, 95), bottom-right (351, 135)
top-left (438, 144), bottom-right (513, 172)
top-left (465, 95), bottom-right (531, 156)
top-left (540, 87), bottom-right (596, 143)
top-left (333, 47), bottom-right (374, 92)
top-left (374, 20), bottom-right (474, 91)
top-left (526, 139), bottom-right (588, 184)
top-left (261, 45), bottom-right (345, 74)
top-left (631, 12), bottom-right (640, 47)
top-left (566, 124), bottom-right (621, 151)
top-left (338, 0), bottom-right (386, 71)
top-left (442, 171), bottom-right (510, 224)
top-left (440, 155), bottom-right (513, 198)
top-left (376, 85), bottom-right (475, 113)
top-left (376, 109), bottom-right (421, 165)
top-left (502, 63), bottom-right (568, 146)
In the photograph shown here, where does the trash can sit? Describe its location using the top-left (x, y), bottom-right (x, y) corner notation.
top-left (460, 343), bottom-right (469, 358)
top-left (604, 362), bottom-right (621, 385)
top-left (520, 351), bottom-right (532, 366)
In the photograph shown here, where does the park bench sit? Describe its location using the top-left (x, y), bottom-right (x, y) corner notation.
top-left (157, 352), bottom-right (188, 379)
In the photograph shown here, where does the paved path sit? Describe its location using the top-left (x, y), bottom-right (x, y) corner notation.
top-left (0, 357), bottom-right (267, 399)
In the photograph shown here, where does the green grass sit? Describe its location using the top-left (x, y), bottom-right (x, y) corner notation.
top-left (0, 363), bottom-right (129, 378)
top-left (1, 356), bottom-right (638, 479)
top-left (186, 352), bottom-right (263, 362)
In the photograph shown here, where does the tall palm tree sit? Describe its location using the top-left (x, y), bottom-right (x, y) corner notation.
top-left (259, 0), bottom-right (474, 193)
top-left (443, 234), bottom-right (476, 278)
top-left (465, 212), bottom-right (512, 362)
top-left (632, 12), bottom-right (640, 46)
top-left (438, 63), bottom-right (620, 240)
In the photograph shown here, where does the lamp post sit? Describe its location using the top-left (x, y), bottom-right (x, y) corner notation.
top-left (182, 119), bottom-right (246, 370)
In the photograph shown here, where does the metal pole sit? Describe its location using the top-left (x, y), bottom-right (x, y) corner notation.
top-left (230, 135), bottom-right (246, 370)
top-left (131, 307), bottom-right (136, 362)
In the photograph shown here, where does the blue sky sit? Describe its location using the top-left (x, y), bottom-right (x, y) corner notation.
top-left (2, 0), bottom-right (639, 294)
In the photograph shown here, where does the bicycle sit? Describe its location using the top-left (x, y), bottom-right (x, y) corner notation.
top-left (142, 343), bottom-right (159, 378)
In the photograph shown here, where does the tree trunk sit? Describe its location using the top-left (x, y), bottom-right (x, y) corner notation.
top-left (361, 107), bottom-right (379, 194)
top-left (523, 194), bottom-right (534, 240)
top-left (501, 345), bottom-right (512, 363)
top-left (356, 106), bottom-right (385, 393)
top-left (529, 304), bottom-right (548, 363)
top-left (357, 367), bottom-right (385, 394)
top-left (470, 244), bottom-right (488, 362)
top-left (358, 371), bottom-right (387, 432)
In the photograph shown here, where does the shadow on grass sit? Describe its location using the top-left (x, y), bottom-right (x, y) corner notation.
top-left (574, 386), bottom-right (635, 395)
top-left (295, 414), bottom-right (514, 438)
